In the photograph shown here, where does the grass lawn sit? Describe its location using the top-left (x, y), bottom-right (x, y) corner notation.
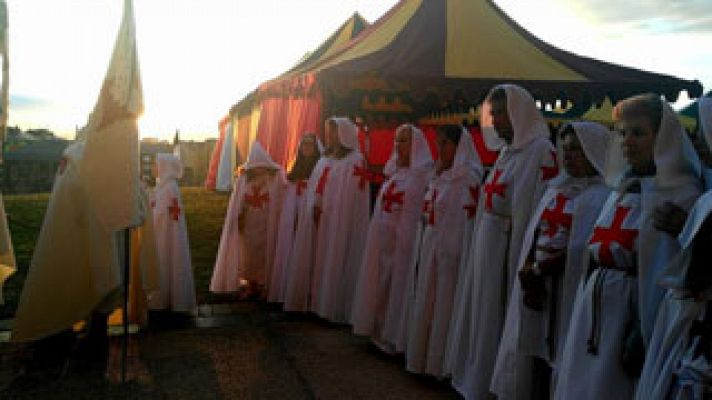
top-left (0, 187), bottom-right (230, 319)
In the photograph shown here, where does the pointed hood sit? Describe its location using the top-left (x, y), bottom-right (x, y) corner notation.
top-left (383, 124), bottom-right (434, 176)
top-left (156, 153), bottom-right (183, 184)
top-left (242, 141), bottom-right (281, 171)
top-left (329, 117), bottom-right (360, 151)
top-left (570, 121), bottom-right (610, 177)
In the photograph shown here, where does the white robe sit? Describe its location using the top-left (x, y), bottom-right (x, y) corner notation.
top-left (283, 157), bottom-right (331, 312)
top-left (406, 167), bottom-right (480, 376)
top-left (311, 150), bottom-right (370, 323)
top-left (351, 167), bottom-right (430, 345)
top-left (149, 178), bottom-right (196, 312)
top-left (210, 171), bottom-right (285, 293)
top-left (448, 136), bottom-right (555, 398)
top-left (636, 190), bottom-right (712, 400)
top-left (268, 179), bottom-right (309, 303)
top-left (490, 181), bottom-right (610, 399)
top-left (554, 189), bottom-right (643, 400)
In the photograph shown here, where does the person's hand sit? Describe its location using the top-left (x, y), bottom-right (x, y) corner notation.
top-left (654, 201), bottom-right (688, 236)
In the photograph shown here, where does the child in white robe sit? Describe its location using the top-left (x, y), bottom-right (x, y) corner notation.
top-left (149, 153), bottom-right (196, 313)
top-left (210, 142), bottom-right (286, 299)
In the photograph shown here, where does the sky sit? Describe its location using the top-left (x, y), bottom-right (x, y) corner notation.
top-left (5, 0), bottom-right (711, 141)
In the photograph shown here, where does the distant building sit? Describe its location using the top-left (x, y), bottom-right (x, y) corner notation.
top-left (1, 128), bottom-right (70, 194)
top-left (140, 137), bottom-right (216, 187)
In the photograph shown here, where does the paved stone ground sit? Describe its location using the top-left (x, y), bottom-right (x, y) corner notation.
top-left (0, 302), bottom-right (460, 399)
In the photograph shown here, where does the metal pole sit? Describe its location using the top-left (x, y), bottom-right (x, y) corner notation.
top-left (122, 227), bottom-right (130, 383)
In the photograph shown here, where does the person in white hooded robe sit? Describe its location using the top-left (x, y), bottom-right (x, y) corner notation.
top-left (148, 153), bottom-right (196, 312)
top-left (282, 133), bottom-right (332, 313)
top-left (635, 95), bottom-right (712, 400)
top-left (446, 84), bottom-right (558, 399)
top-left (268, 134), bottom-right (321, 303)
top-left (210, 142), bottom-right (286, 299)
top-left (351, 124), bottom-right (433, 352)
top-left (405, 124), bottom-right (483, 377)
top-left (553, 93), bottom-right (702, 400)
top-left (489, 122), bottom-right (612, 399)
top-left (309, 117), bottom-right (371, 324)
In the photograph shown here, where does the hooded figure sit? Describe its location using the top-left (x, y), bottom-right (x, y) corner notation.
top-left (405, 125), bottom-right (483, 377)
top-left (635, 95), bottom-right (712, 400)
top-left (148, 153), bottom-right (196, 312)
top-left (490, 122), bottom-right (612, 399)
top-left (309, 117), bottom-right (371, 324)
top-left (14, 143), bottom-right (122, 341)
top-left (446, 84), bottom-right (558, 399)
top-left (210, 142), bottom-right (286, 298)
top-left (554, 94), bottom-right (702, 400)
top-left (269, 134), bottom-right (321, 303)
top-left (351, 124), bottom-right (433, 351)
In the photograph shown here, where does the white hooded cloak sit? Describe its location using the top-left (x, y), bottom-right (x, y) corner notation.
top-left (490, 122), bottom-right (612, 399)
top-left (447, 84), bottom-right (557, 399)
top-left (148, 154), bottom-right (196, 312)
top-left (406, 127), bottom-right (483, 377)
top-left (554, 98), bottom-right (702, 400)
top-left (351, 125), bottom-right (433, 350)
top-left (310, 117), bottom-right (371, 324)
top-left (636, 96), bottom-right (712, 400)
top-left (210, 142), bottom-right (286, 293)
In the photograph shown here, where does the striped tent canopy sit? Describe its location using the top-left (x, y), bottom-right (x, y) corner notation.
top-left (230, 12), bottom-right (368, 117)
top-left (261, 0), bottom-right (703, 118)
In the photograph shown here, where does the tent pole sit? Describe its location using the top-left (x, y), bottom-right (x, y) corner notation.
top-left (122, 227), bottom-right (130, 383)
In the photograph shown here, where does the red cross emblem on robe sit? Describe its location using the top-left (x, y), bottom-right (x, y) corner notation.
top-left (296, 179), bottom-right (308, 197)
top-left (381, 181), bottom-right (404, 213)
top-left (484, 169), bottom-right (507, 211)
top-left (423, 189), bottom-right (437, 225)
top-left (168, 198), bottom-right (181, 221)
top-left (463, 185), bottom-right (479, 219)
top-left (589, 206), bottom-right (638, 267)
top-left (353, 162), bottom-right (371, 191)
top-left (541, 151), bottom-right (559, 181)
top-left (244, 185), bottom-right (270, 209)
top-left (316, 167), bottom-right (331, 195)
top-left (540, 193), bottom-right (572, 237)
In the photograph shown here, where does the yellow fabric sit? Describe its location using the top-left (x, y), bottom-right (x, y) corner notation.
top-left (319, 18), bottom-right (358, 63)
top-left (318, 0), bottom-right (422, 71)
top-left (81, 0), bottom-right (143, 232)
top-left (248, 104), bottom-right (261, 157)
top-left (0, 192), bottom-right (16, 305)
top-left (445, 0), bottom-right (585, 80)
top-left (108, 214), bottom-right (159, 327)
top-left (582, 98), bottom-right (614, 124)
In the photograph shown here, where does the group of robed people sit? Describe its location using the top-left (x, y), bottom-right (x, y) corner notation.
top-left (209, 83), bottom-right (712, 400)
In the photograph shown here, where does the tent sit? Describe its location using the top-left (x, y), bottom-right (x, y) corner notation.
top-left (253, 0), bottom-right (702, 167)
top-left (205, 13), bottom-right (368, 190)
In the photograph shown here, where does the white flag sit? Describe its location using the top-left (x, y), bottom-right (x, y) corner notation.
top-left (81, 0), bottom-right (144, 231)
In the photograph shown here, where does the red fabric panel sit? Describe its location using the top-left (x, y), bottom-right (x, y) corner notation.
top-left (204, 116), bottom-right (229, 190)
top-left (255, 94), bottom-right (322, 168)
top-left (469, 126), bottom-right (499, 166)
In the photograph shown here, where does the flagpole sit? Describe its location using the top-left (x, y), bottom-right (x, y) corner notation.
top-left (122, 227), bottom-right (130, 383)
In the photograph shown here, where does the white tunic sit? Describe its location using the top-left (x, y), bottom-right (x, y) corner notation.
top-left (149, 174), bottom-right (196, 312)
top-left (554, 189), bottom-right (642, 400)
top-left (447, 136), bottom-right (555, 398)
top-left (311, 150), bottom-right (371, 323)
top-left (406, 168), bottom-right (480, 376)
